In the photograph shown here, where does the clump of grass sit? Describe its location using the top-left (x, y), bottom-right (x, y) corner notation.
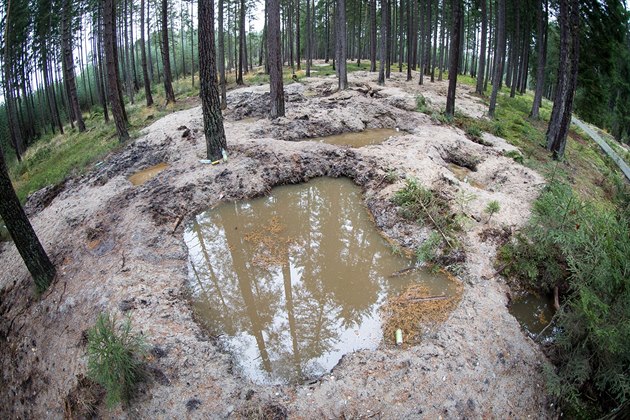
top-left (484, 200), bottom-right (501, 223)
top-left (503, 150), bottom-right (524, 164)
top-left (416, 232), bottom-right (442, 264)
top-left (392, 177), bottom-right (462, 264)
top-left (87, 313), bottom-right (146, 407)
top-left (416, 94), bottom-right (428, 113)
top-left (384, 168), bottom-right (399, 183)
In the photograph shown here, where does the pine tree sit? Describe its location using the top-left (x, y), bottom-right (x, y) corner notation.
top-left (199, 0), bottom-right (227, 160)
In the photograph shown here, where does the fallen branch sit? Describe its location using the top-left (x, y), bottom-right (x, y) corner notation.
top-left (418, 199), bottom-right (453, 249)
top-left (486, 261), bottom-right (513, 280)
top-left (172, 215), bottom-right (184, 234)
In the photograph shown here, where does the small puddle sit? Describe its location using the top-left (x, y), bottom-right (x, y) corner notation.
top-left (312, 128), bottom-right (403, 148)
top-left (447, 163), bottom-right (486, 189)
top-left (508, 292), bottom-right (555, 336)
top-left (128, 162), bottom-right (169, 186)
top-left (184, 177), bottom-right (457, 384)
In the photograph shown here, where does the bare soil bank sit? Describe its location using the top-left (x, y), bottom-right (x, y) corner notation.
top-left (0, 70), bottom-right (552, 418)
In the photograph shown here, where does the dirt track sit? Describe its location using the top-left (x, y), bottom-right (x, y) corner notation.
top-left (0, 70), bottom-right (552, 418)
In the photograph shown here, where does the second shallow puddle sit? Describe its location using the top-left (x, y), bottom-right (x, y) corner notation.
top-left (312, 128), bottom-right (403, 148)
top-left (184, 177), bottom-right (457, 384)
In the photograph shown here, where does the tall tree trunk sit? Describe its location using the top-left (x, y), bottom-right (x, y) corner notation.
top-left (407, 0), bottom-right (412, 80)
top-left (147, 0), bottom-right (154, 82)
top-left (45, 53), bottom-right (65, 133)
top-left (61, 0), bottom-right (86, 131)
top-left (297, 0), bottom-right (301, 70)
top-left (484, 0), bottom-right (492, 91)
top-left (425, 0), bottom-right (432, 76)
top-left (237, 0), bottom-right (246, 84)
top-left (509, 3), bottom-right (520, 98)
top-left (123, 0), bottom-right (135, 104)
top-left (199, 0), bottom-right (227, 160)
top-left (96, 9), bottom-right (110, 122)
top-left (336, 0), bottom-right (348, 89)
top-left (104, 0), bottom-right (130, 141)
top-left (268, 0), bottom-right (285, 117)
top-left (430, 0), bottom-right (438, 81)
top-left (191, 0), bottom-right (195, 86)
top-left (418, 0), bottom-right (425, 84)
top-left (530, 0), bottom-right (547, 119)
top-left (306, 0), bottom-right (311, 76)
top-left (130, 0), bottom-right (139, 90)
top-left (438, 0), bottom-right (446, 81)
top-left (161, 0), bottom-right (176, 103)
top-left (445, 0), bottom-right (461, 117)
top-left (378, 0), bottom-right (388, 85)
top-left (181, 0), bottom-right (186, 76)
top-left (370, 0), bottom-right (377, 71)
top-left (141, 0), bottom-right (154, 106)
top-left (488, 0), bottom-right (506, 118)
top-left (546, 0), bottom-right (579, 160)
top-left (218, 0), bottom-right (227, 108)
top-left (385, 0), bottom-right (391, 78)
top-left (3, 0), bottom-right (24, 160)
top-left (475, 0), bottom-right (487, 94)
top-left (0, 151), bottom-right (56, 292)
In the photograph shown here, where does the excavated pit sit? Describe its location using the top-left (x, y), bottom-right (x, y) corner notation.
top-left (184, 177), bottom-right (459, 385)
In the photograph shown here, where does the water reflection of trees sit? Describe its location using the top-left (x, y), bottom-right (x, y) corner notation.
top-left (184, 178), bottom-right (405, 384)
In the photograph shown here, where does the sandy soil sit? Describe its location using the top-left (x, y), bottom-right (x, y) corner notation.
top-left (0, 69), bottom-right (553, 418)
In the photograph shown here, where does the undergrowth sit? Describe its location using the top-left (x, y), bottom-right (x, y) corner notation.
top-left (499, 178), bottom-right (630, 417)
top-left (392, 177), bottom-right (462, 263)
top-left (87, 313), bottom-right (146, 408)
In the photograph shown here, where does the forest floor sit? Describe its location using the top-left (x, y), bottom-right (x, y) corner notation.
top-left (0, 69), bottom-right (555, 418)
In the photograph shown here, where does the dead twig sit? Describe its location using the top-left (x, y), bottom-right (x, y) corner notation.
top-left (172, 215), bottom-right (184, 234)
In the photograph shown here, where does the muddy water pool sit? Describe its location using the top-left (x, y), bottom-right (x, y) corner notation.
top-left (128, 162), bottom-right (169, 186)
top-left (184, 177), bottom-right (457, 384)
top-left (508, 293), bottom-right (555, 337)
top-left (312, 128), bottom-right (403, 148)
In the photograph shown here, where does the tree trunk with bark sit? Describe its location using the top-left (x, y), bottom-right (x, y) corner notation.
top-left (61, 0), bottom-right (86, 131)
top-left (336, 0), bottom-right (348, 89)
top-left (104, 0), bottom-right (130, 141)
top-left (489, 0), bottom-right (506, 118)
top-left (530, 0), bottom-right (547, 119)
top-left (546, 0), bottom-right (579, 160)
top-left (161, 0), bottom-right (176, 103)
top-left (370, 0), bottom-right (377, 71)
top-left (199, 0), bottom-right (227, 161)
top-left (0, 142), bottom-right (56, 293)
top-left (446, 0), bottom-right (461, 117)
top-left (267, 0), bottom-right (285, 117)
top-left (141, 0), bottom-right (154, 106)
top-left (475, 0), bottom-right (488, 94)
top-left (218, 0), bottom-right (227, 108)
top-left (237, 0), bottom-right (246, 84)
top-left (378, 0), bottom-right (388, 85)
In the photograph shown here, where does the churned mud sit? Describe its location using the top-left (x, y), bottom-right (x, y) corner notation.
top-left (0, 69), bottom-right (551, 418)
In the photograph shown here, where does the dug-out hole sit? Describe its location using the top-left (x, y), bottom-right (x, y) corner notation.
top-left (184, 177), bottom-right (459, 384)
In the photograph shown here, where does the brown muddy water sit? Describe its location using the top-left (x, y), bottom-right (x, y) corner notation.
top-left (128, 162), bottom-right (169, 186)
top-left (313, 128), bottom-right (403, 148)
top-left (184, 177), bottom-right (457, 384)
top-left (508, 293), bottom-right (555, 336)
